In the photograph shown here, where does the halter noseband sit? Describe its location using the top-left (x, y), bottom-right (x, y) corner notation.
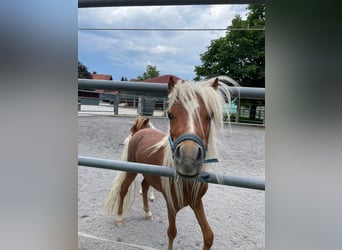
top-left (168, 133), bottom-right (218, 163)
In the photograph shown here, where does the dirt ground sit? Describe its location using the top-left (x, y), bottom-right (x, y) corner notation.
top-left (78, 115), bottom-right (265, 249)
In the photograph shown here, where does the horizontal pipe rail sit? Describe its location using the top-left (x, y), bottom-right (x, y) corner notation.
top-left (79, 0), bottom-right (265, 8)
top-left (78, 79), bottom-right (265, 100)
top-left (79, 79), bottom-right (167, 96)
top-left (78, 156), bottom-right (265, 191)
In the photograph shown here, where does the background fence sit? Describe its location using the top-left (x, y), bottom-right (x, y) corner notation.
top-left (78, 79), bottom-right (265, 123)
top-left (78, 79), bottom-right (265, 190)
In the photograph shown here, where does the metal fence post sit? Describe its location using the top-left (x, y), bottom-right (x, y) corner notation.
top-left (113, 94), bottom-right (119, 115)
top-left (236, 98), bottom-right (240, 122)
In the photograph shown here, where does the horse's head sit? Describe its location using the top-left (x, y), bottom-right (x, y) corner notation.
top-left (167, 76), bottom-right (221, 178)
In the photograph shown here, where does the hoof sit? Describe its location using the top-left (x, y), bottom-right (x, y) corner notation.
top-left (149, 191), bottom-right (155, 201)
top-left (145, 211), bottom-right (153, 221)
top-left (115, 215), bottom-right (123, 226)
top-left (115, 219), bottom-right (123, 226)
top-left (145, 215), bottom-right (153, 221)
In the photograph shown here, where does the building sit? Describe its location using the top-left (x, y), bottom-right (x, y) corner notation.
top-left (78, 72), bottom-right (116, 105)
top-left (140, 75), bottom-right (183, 109)
top-left (140, 74), bottom-right (182, 84)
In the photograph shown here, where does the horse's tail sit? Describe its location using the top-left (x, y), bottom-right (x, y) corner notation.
top-left (105, 117), bottom-right (155, 215)
top-left (104, 133), bottom-right (138, 215)
top-left (104, 171), bottom-right (138, 215)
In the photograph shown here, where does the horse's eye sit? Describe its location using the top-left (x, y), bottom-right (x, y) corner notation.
top-left (167, 112), bottom-right (174, 120)
top-left (207, 113), bottom-right (213, 121)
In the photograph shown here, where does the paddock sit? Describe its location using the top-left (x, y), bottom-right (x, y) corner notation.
top-left (78, 115), bottom-right (264, 249)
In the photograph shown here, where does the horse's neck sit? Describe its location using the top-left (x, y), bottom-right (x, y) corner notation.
top-left (148, 122), bottom-right (156, 129)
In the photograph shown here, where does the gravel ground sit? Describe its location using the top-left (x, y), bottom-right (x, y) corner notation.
top-left (78, 115), bottom-right (265, 250)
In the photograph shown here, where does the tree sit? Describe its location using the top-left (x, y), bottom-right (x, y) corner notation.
top-left (137, 65), bottom-right (160, 80)
top-left (194, 4), bottom-right (265, 119)
top-left (78, 61), bottom-right (92, 79)
top-left (120, 76), bottom-right (128, 81)
top-left (195, 4), bottom-right (264, 86)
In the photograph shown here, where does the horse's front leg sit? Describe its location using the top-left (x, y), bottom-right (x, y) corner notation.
top-left (191, 199), bottom-right (214, 250)
top-left (166, 205), bottom-right (178, 250)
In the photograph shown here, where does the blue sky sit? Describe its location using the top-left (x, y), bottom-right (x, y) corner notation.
top-left (78, 5), bottom-right (248, 80)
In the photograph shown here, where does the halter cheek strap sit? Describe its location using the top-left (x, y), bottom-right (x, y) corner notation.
top-left (168, 133), bottom-right (219, 163)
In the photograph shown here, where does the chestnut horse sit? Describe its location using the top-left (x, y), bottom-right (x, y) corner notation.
top-left (105, 76), bottom-right (234, 250)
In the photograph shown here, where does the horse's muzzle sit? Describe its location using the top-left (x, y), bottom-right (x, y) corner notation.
top-left (170, 133), bottom-right (206, 178)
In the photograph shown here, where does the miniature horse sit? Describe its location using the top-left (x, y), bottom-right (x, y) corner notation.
top-left (105, 76), bottom-right (234, 250)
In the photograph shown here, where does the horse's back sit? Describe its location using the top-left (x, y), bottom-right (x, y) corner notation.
top-left (127, 128), bottom-right (166, 165)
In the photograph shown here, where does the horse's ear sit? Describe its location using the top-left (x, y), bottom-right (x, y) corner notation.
top-left (211, 77), bottom-right (219, 90)
top-left (168, 76), bottom-right (177, 93)
top-left (143, 118), bottom-right (150, 127)
top-left (131, 124), bottom-right (136, 134)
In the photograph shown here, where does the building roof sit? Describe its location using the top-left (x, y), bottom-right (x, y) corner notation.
top-left (91, 72), bottom-right (117, 94)
top-left (91, 72), bottom-right (113, 81)
top-left (141, 74), bottom-right (183, 84)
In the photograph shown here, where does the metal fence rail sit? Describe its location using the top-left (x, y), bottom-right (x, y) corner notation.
top-left (78, 156), bottom-right (265, 191)
top-left (79, 0), bottom-right (265, 8)
top-left (78, 79), bottom-right (265, 100)
top-left (78, 80), bottom-right (265, 189)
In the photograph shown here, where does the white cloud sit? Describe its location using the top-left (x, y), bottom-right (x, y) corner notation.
top-left (78, 5), bottom-right (249, 79)
top-left (124, 41), bottom-right (147, 52)
top-left (150, 45), bottom-right (179, 54)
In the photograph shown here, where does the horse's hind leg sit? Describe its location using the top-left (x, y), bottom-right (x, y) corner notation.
top-left (116, 172), bottom-right (138, 226)
top-left (141, 179), bottom-right (153, 220)
top-left (139, 178), bottom-right (155, 201)
top-left (190, 199), bottom-right (214, 250)
top-left (149, 187), bottom-right (155, 201)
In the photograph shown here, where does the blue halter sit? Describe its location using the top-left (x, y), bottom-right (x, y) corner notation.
top-left (168, 133), bottom-right (218, 163)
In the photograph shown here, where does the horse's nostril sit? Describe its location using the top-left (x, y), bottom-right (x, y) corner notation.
top-left (196, 147), bottom-right (203, 161)
top-left (174, 144), bottom-right (181, 158)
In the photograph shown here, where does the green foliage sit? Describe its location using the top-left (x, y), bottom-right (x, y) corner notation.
top-left (78, 61), bottom-right (92, 79)
top-left (137, 65), bottom-right (160, 80)
top-left (195, 4), bottom-right (265, 88)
